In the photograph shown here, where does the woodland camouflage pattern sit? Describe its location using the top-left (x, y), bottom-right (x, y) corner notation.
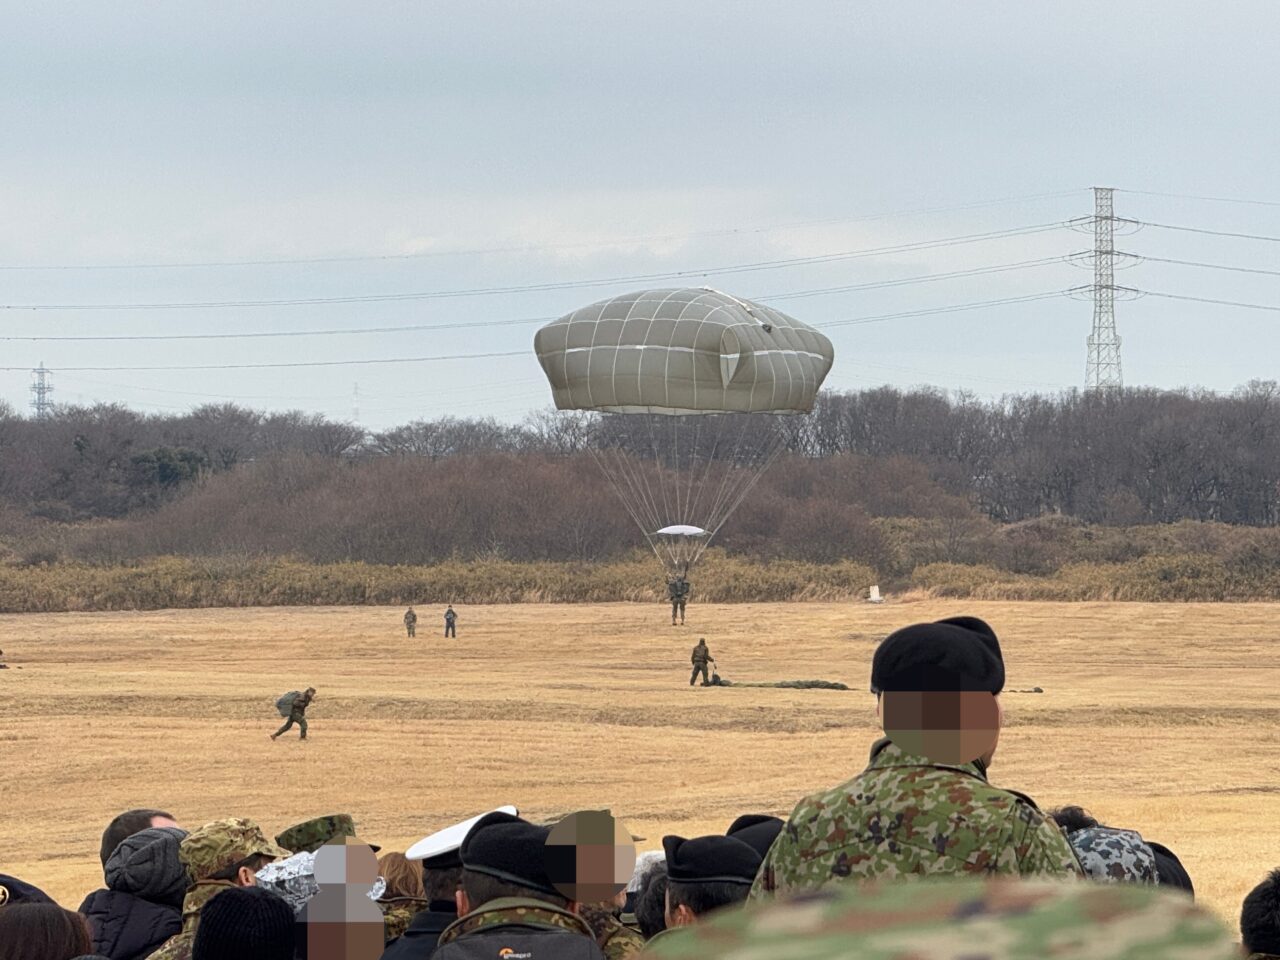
top-left (275, 814), bottom-right (365, 854)
top-left (1068, 827), bottom-right (1157, 884)
top-left (579, 902), bottom-right (646, 960)
top-left (179, 818), bottom-right (290, 880)
top-left (750, 738), bottom-right (1081, 899)
top-left (642, 878), bottom-right (1241, 960)
top-left (437, 897), bottom-right (596, 943)
top-left (147, 880), bottom-right (238, 960)
top-left (381, 897), bottom-right (431, 941)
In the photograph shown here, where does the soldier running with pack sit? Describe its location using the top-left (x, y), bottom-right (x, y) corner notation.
top-left (668, 575), bottom-right (690, 626)
top-left (690, 639), bottom-right (714, 687)
top-left (270, 687), bottom-right (316, 741)
top-left (404, 607), bottom-right (417, 638)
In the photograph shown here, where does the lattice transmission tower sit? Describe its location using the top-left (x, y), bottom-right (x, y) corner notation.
top-left (1085, 186), bottom-right (1123, 390)
top-left (30, 362), bottom-right (54, 418)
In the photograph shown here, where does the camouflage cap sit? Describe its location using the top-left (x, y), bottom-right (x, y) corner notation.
top-left (180, 818), bottom-right (291, 881)
top-left (275, 814), bottom-right (379, 855)
top-left (1069, 827), bottom-right (1158, 884)
top-left (641, 877), bottom-right (1240, 960)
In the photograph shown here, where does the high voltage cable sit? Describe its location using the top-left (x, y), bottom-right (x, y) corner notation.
top-left (0, 191), bottom-right (1083, 271)
top-left (1131, 254), bottom-right (1280, 278)
top-left (1118, 189), bottom-right (1280, 208)
top-left (0, 258), bottom-right (1068, 341)
top-left (0, 223), bottom-right (1069, 311)
top-left (1138, 221), bottom-right (1280, 243)
top-left (1139, 291), bottom-right (1280, 313)
top-left (0, 292), bottom-right (1072, 369)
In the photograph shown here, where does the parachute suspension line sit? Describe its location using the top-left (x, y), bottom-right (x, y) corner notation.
top-left (588, 445), bottom-right (659, 561)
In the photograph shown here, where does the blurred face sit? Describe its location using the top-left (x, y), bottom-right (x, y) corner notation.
top-left (150, 815), bottom-right (179, 831)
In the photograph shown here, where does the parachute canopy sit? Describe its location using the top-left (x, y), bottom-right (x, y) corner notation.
top-left (534, 288), bottom-right (835, 576)
top-left (534, 287), bottom-right (833, 415)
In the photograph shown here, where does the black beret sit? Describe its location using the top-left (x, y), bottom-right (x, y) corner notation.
top-left (0, 874), bottom-right (55, 907)
top-left (663, 835), bottom-right (761, 886)
top-left (725, 816), bottom-right (784, 859)
top-left (870, 619), bottom-right (1005, 694)
top-left (459, 812), bottom-right (559, 898)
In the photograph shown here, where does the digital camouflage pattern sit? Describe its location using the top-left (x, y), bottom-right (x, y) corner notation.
top-left (1068, 827), bottom-right (1157, 884)
top-left (179, 817), bottom-right (291, 880)
top-left (147, 880), bottom-right (238, 960)
top-left (381, 896), bottom-right (431, 941)
top-left (750, 738), bottom-right (1081, 899)
top-left (642, 877), bottom-right (1241, 960)
top-left (275, 813), bottom-right (374, 854)
top-left (437, 897), bottom-right (596, 944)
top-left (579, 902), bottom-right (646, 960)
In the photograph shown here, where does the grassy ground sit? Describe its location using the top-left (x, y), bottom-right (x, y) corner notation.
top-left (2, 598), bottom-right (1277, 927)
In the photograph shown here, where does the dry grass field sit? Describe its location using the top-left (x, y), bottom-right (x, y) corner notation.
top-left (3, 598), bottom-right (1278, 927)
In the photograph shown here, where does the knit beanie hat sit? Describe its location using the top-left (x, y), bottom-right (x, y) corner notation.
top-left (191, 886), bottom-right (295, 960)
top-left (106, 826), bottom-right (189, 907)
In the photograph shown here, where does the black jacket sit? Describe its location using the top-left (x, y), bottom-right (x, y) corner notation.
top-left (379, 906), bottom-right (457, 960)
top-left (78, 826), bottom-right (187, 960)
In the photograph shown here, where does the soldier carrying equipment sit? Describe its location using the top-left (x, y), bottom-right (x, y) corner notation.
top-left (444, 605), bottom-right (457, 638)
top-left (690, 639), bottom-right (714, 687)
top-left (271, 687), bottom-right (316, 741)
top-left (404, 607), bottom-right (417, 638)
top-left (668, 575), bottom-right (690, 626)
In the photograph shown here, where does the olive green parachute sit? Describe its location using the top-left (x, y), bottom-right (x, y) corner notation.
top-left (534, 289), bottom-right (835, 576)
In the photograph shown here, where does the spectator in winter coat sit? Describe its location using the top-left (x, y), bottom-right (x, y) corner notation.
top-left (0, 903), bottom-right (108, 960)
top-left (79, 827), bottom-right (188, 960)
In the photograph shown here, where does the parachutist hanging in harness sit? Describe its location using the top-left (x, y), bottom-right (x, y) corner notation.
top-left (668, 572), bottom-right (691, 625)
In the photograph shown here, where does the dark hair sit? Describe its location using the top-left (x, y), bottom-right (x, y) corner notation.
top-left (1046, 806), bottom-right (1100, 835)
top-left (634, 862), bottom-right (668, 940)
top-left (1149, 841), bottom-right (1194, 897)
top-left (423, 865), bottom-right (465, 904)
top-left (666, 878), bottom-right (748, 918)
top-left (0, 904), bottom-right (91, 960)
top-left (100, 808), bottom-right (174, 865)
top-left (1241, 868), bottom-right (1280, 955)
top-left (460, 869), bottom-right (567, 911)
top-left (209, 853), bottom-right (272, 883)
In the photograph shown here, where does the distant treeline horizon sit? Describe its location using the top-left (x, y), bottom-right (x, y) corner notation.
top-left (5, 383), bottom-right (1280, 585)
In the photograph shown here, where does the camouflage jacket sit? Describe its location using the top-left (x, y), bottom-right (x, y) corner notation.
top-left (405, 610), bottom-right (418, 624)
top-left (643, 877), bottom-right (1240, 960)
top-left (437, 897), bottom-right (595, 944)
top-left (578, 902), bottom-right (645, 960)
top-left (381, 896), bottom-right (431, 942)
top-left (749, 737), bottom-right (1081, 899)
top-left (146, 881), bottom-right (237, 960)
top-left (691, 645), bottom-right (710, 665)
top-left (290, 693), bottom-right (313, 719)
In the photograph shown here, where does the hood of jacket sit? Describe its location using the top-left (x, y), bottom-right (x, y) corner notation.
top-left (79, 887), bottom-right (182, 960)
top-left (105, 826), bottom-right (189, 907)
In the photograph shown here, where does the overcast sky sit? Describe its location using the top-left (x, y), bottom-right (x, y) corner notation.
top-left (2, 1), bottom-right (1279, 428)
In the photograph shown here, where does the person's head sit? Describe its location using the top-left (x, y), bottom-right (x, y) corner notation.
top-left (662, 835), bottom-right (759, 927)
top-left (456, 812), bottom-right (574, 916)
top-left (1068, 828), bottom-right (1157, 885)
top-left (870, 616), bottom-right (1005, 767)
top-left (1048, 806), bottom-right (1101, 834)
top-left (0, 904), bottom-right (91, 960)
top-left (275, 814), bottom-right (376, 855)
top-left (634, 861), bottom-right (668, 940)
top-left (1241, 868), bottom-right (1280, 956)
top-left (180, 818), bottom-right (291, 886)
top-left (99, 808), bottom-right (178, 866)
top-left (192, 885), bottom-right (295, 960)
top-left (725, 816), bottom-right (784, 860)
top-left (105, 826), bottom-right (190, 907)
top-left (0, 874), bottom-right (54, 907)
top-left (305, 686), bottom-right (316, 697)
top-left (378, 851), bottom-right (425, 900)
top-left (423, 863), bottom-right (465, 907)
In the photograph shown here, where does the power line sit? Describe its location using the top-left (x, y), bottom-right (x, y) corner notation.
top-left (0, 350), bottom-right (528, 373)
top-left (1118, 189), bottom-right (1280, 208)
top-left (1138, 221), bottom-right (1280, 243)
top-left (1131, 254), bottom-right (1280, 278)
top-left (816, 291), bottom-right (1065, 329)
top-left (0, 223), bottom-right (1069, 311)
top-left (1139, 290), bottom-right (1280, 313)
top-left (0, 258), bottom-right (1069, 342)
top-left (0, 191), bottom-right (1083, 271)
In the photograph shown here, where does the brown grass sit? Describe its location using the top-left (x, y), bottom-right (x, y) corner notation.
top-left (2, 599), bottom-right (1277, 928)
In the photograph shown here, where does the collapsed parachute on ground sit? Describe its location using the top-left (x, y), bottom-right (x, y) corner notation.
top-left (534, 287), bottom-right (834, 575)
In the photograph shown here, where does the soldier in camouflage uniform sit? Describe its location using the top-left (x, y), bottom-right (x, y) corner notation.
top-left (579, 898), bottom-right (646, 960)
top-left (689, 639), bottom-right (713, 687)
top-left (642, 877), bottom-right (1241, 960)
top-left (1068, 826), bottom-right (1158, 884)
top-left (148, 817), bottom-right (290, 960)
top-left (433, 811), bottom-right (605, 960)
top-left (667, 576), bottom-right (690, 626)
top-left (750, 618), bottom-right (1081, 900)
top-left (270, 686), bottom-right (315, 740)
top-left (405, 607), bottom-right (418, 637)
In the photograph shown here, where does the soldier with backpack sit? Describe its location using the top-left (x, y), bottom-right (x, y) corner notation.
top-left (270, 687), bottom-right (316, 741)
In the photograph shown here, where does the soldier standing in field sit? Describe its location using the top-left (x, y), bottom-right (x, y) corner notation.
top-left (668, 575), bottom-right (690, 626)
top-left (270, 687), bottom-right (316, 741)
top-left (404, 606), bottom-right (417, 638)
top-left (444, 604), bottom-right (457, 638)
top-left (749, 617), bottom-right (1081, 900)
top-left (689, 639), bottom-right (714, 687)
